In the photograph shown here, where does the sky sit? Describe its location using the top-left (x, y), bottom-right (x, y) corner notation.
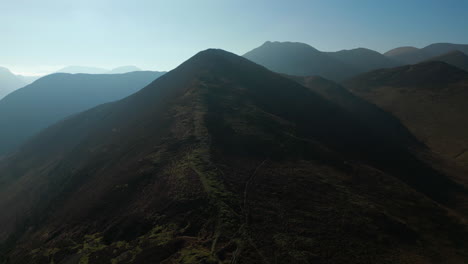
top-left (2, 0), bottom-right (468, 75)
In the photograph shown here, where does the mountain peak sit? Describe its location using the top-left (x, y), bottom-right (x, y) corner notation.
top-left (384, 46), bottom-right (420, 56)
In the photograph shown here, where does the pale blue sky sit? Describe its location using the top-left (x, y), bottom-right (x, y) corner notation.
top-left (2, 0), bottom-right (468, 75)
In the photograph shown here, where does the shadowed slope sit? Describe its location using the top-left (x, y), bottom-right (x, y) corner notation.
top-left (0, 50), bottom-right (466, 264)
top-left (346, 61), bottom-right (468, 170)
top-left (425, 50), bottom-right (468, 71)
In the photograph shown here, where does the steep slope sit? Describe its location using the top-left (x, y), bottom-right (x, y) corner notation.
top-left (327, 48), bottom-right (402, 73)
top-left (385, 43), bottom-right (468, 64)
top-left (0, 67), bottom-right (27, 99)
top-left (0, 71), bottom-right (165, 156)
top-left (0, 50), bottom-right (466, 264)
top-left (287, 75), bottom-right (420, 148)
top-left (425, 50), bottom-right (468, 71)
top-left (345, 61), bottom-right (468, 169)
top-left (243, 41), bottom-right (356, 81)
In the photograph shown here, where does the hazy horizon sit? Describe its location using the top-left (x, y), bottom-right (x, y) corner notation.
top-left (2, 0), bottom-right (468, 75)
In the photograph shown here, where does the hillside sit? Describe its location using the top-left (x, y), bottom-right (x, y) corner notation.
top-left (0, 71), bottom-right (164, 156)
top-left (0, 50), bottom-right (466, 264)
top-left (345, 61), bottom-right (468, 169)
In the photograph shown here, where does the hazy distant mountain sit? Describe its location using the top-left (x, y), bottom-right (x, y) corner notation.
top-left (383, 46), bottom-right (429, 64)
top-left (385, 43), bottom-right (468, 64)
top-left (16, 75), bottom-right (41, 84)
top-left (0, 67), bottom-right (27, 99)
top-left (0, 49), bottom-right (466, 264)
top-left (424, 50), bottom-right (468, 71)
top-left (56, 65), bottom-right (109, 74)
top-left (108, 65), bottom-right (142, 74)
top-left (0, 71), bottom-right (164, 155)
top-left (327, 48), bottom-right (402, 72)
top-left (58, 65), bottom-right (144, 74)
top-left (243, 41), bottom-right (356, 80)
top-left (244, 42), bottom-right (402, 81)
top-left (423, 43), bottom-right (468, 57)
top-left (346, 61), bottom-right (468, 168)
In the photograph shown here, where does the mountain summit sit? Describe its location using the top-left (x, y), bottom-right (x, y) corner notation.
top-left (243, 41), bottom-right (356, 80)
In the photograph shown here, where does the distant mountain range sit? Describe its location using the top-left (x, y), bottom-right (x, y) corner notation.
top-left (0, 49), bottom-right (466, 264)
top-left (384, 43), bottom-right (468, 64)
top-left (0, 71), bottom-right (165, 156)
top-left (243, 41), bottom-right (403, 81)
top-left (57, 65), bottom-right (143, 74)
top-left (0, 67), bottom-right (39, 99)
top-left (244, 41), bottom-right (468, 81)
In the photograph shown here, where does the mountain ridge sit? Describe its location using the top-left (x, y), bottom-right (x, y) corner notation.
top-left (0, 49), bottom-right (467, 264)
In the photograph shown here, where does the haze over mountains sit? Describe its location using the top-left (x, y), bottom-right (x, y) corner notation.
top-left (0, 71), bottom-right (164, 156)
top-left (57, 65), bottom-right (143, 74)
top-left (0, 67), bottom-right (39, 99)
top-left (0, 49), bottom-right (467, 264)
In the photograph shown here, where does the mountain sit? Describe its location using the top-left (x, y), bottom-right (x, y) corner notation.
top-left (326, 48), bottom-right (402, 73)
top-left (383, 46), bottom-right (430, 64)
top-left (345, 61), bottom-right (468, 169)
top-left (385, 43), bottom-right (468, 64)
top-left (243, 41), bottom-right (356, 80)
top-left (0, 67), bottom-right (27, 99)
top-left (0, 71), bottom-right (165, 156)
top-left (57, 66), bottom-right (109, 74)
top-left (108, 66), bottom-right (142, 74)
top-left (0, 49), bottom-right (466, 264)
top-left (244, 42), bottom-right (402, 81)
top-left (58, 66), bottom-right (144, 74)
top-left (425, 50), bottom-right (468, 71)
top-left (423, 43), bottom-right (468, 57)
